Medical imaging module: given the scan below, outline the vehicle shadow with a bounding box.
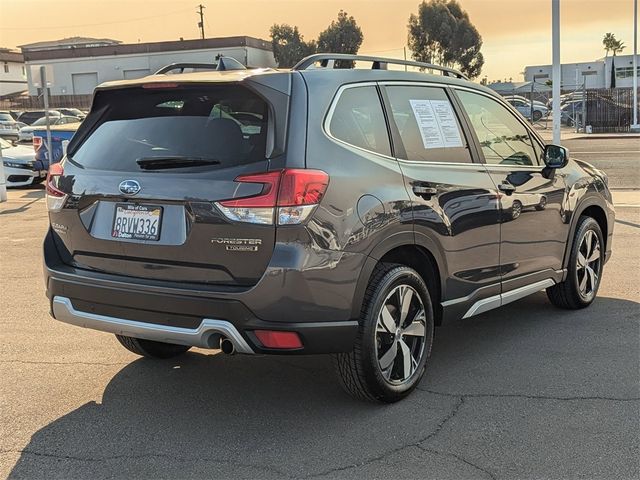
[8,295,639,479]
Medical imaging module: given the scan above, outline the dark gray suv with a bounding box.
[43,54,614,402]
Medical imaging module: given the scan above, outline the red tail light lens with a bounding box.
[216,169,329,225]
[46,163,65,197]
[46,163,67,212]
[254,330,303,349]
[277,169,329,206]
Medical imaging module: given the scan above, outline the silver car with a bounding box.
[18,115,81,142]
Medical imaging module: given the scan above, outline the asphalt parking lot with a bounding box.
[1,139,639,479]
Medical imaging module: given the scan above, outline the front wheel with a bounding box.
[335,264,435,403]
[547,216,604,309]
[115,335,191,359]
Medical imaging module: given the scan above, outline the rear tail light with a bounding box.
[254,330,303,349]
[45,163,67,212]
[216,169,329,225]
[33,136,42,152]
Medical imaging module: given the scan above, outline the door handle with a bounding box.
[412,184,438,198]
[498,182,516,195]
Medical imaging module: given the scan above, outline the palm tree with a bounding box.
[602,33,616,57]
[611,39,626,56]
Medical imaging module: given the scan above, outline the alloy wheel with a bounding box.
[577,229,601,299]
[375,285,427,384]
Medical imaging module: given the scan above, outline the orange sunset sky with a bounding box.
[0,0,636,81]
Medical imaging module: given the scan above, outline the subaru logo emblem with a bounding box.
[119,180,141,196]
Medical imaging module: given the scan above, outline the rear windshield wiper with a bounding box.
[136,156,221,170]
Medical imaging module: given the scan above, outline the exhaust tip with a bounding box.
[220,337,235,355]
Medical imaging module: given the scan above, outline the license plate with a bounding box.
[112,204,162,241]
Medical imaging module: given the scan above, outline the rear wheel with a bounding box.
[547,216,604,309]
[533,110,543,122]
[335,264,435,403]
[115,335,191,359]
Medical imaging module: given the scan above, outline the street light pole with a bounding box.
[631,0,639,131]
[552,0,561,144]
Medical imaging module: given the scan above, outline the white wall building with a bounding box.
[0,49,27,97]
[524,54,639,90]
[20,36,277,96]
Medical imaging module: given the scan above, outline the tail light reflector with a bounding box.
[216,169,329,225]
[46,163,67,212]
[33,136,42,151]
[254,330,303,349]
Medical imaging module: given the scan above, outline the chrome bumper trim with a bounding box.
[51,296,254,354]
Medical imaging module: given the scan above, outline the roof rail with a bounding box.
[155,57,247,75]
[292,53,468,80]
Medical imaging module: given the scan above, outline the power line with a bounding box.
[1,7,193,30]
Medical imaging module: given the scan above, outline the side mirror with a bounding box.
[543,144,569,168]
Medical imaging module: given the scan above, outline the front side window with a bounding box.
[328,86,391,156]
[386,86,471,163]
[457,90,541,166]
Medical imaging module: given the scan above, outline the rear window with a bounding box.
[71,85,269,172]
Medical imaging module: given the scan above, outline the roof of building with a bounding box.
[21,36,273,62]
[0,49,24,63]
[19,37,121,51]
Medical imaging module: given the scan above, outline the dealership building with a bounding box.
[523,54,639,90]
[20,36,277,96]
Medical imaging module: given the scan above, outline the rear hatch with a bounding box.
[48,79,289,287]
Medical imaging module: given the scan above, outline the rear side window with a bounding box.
[328,86,391,157]
[385,86,472,163]
[71,85,269,172]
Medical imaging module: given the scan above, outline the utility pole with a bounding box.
[551,0,561,144]
[631,0,639,132]
[197,4,206,40]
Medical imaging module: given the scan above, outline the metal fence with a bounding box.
[585,88,637,133]
[0,94,92,111]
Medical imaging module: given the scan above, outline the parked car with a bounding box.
[57,108,86,120]
[43,54,614,403]
[0,111,26,141]
[505,97,549,121]
[1,137,47,187]
[18,115,81,142]
[16,109,63,126]
[33,122,80,167]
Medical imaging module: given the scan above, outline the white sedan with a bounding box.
[1,137,46,187]
[18,115,81,142]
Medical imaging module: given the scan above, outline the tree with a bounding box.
[602,33,626,88]
[408,0,484,79]
[269,24,317,68]
[602,33,625,57]
[317,10,364,68]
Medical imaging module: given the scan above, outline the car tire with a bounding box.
[535,196,547,211]
[511,200,522,219]
[547,216,604,309]
[334,263,435,403]
[533,110,543,122]
[115,334,191,359]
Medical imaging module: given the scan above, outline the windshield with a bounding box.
[72,85,269,172]
[31,117,57,126]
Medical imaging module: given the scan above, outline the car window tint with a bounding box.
[385,86,472,163]
[457,90,540,166]
[72,85,269,172]
[328,86,391,157]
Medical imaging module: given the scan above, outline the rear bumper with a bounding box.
[52,296,255,353]
[44,231,360,355]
